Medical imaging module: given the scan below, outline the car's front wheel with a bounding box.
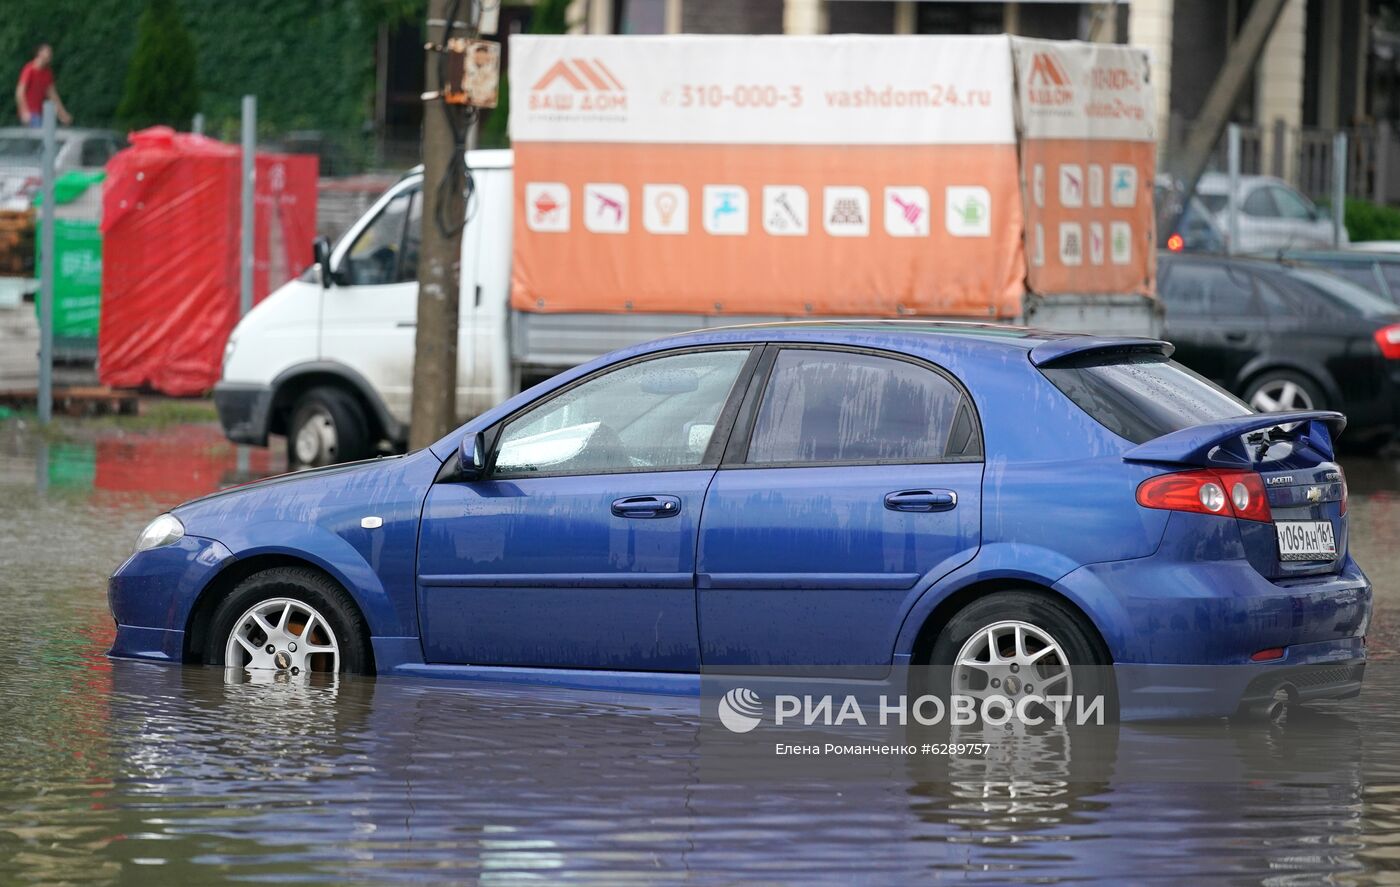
[206,567,372,675]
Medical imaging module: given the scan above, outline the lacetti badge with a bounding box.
[529,58,628,112]
[1026,52,1073,106]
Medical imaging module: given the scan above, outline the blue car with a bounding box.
[108,323,1370,720]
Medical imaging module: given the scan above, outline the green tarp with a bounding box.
[35,219,103,340]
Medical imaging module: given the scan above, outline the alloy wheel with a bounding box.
[294,410,338,465]
[951,620,1073,703]
[224,597,340,674]
[1249,379,1315,412]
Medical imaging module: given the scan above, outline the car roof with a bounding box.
[643,320,1171,367]
[1196,172,1288,193]
[1264,249,1400,264]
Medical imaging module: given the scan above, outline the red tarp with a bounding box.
[99,126,317,395]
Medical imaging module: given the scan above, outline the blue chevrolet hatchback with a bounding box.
[109,323,1371,719]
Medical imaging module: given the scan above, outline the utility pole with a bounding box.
[409,0,472,449]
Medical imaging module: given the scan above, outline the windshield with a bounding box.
[0,135,65,161]
[1040,354,1251,445]
[1197,193,1228,213]
[1288,268,1399,317]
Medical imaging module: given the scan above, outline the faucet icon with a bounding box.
[712,192,740,226]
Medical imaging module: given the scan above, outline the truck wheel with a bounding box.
[288,386,370,468]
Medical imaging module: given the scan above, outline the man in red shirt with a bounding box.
[15,44,72,128]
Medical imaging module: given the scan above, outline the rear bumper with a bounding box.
[213,382,273,446]
[1114,637,1365,720]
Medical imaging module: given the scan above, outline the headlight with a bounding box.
[135,513,185,553]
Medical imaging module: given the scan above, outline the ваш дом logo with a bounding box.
[529,58,628,112]
[1026,51,1073,107]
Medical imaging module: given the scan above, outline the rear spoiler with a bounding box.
[1122,410,1347,467]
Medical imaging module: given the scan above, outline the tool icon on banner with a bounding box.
[1059,164,1083,208]
[945,186,991,237]
[762,186,808,236]
[892,195,921,225]
[524,182,570,233]
[583,183,628,233]
[884,187,929,237]
[595,192,624,223]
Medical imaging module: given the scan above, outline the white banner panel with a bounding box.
[509,35,1017,146]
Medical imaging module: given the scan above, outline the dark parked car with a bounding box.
[1157,253,1400,449]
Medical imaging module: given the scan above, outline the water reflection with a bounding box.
[2,420,1400,882]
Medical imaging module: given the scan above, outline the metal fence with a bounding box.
[1166,112,1400,205]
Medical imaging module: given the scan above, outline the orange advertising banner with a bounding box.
[509,35,1026,318]
[1011,38,1158,296]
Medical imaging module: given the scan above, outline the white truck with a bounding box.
[215,36,1161,466]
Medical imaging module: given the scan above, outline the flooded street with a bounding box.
[4,418,1400,884]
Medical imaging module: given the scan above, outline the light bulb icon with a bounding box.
[656,191,678,226]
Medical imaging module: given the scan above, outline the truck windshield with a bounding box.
[1040,354,1251,444]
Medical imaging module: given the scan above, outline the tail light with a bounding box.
[1166,232,1185,252]
[1136,468,1272,522]
[1338,467,1348,516]
[1375,324,1400,359]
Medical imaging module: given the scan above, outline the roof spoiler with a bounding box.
[1029,337,1174,367]
[1122,410,1347,467]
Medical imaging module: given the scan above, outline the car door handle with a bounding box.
[1223,331,1247,342]
[884,489,957,513]
[611,495,682,519]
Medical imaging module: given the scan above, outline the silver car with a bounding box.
[1196,173,1345,252]
[0,127,125,209]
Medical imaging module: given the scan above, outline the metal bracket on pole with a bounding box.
[38,100,56,425]
[1227,123,1241,255]
[1333,132,1348,249]
[240,95,256,318]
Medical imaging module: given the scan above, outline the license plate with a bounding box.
[1275,520,1337,561]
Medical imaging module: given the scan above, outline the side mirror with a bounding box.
[457,431,487,480]
[312,235,333,289]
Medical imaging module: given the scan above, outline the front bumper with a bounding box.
[107,535,234,664]
[213,382,273,446]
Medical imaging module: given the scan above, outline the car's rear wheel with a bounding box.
[925,591,1112,717]
[206,567,371,675]
[288,386,371,468]
[1245,370,1324,414]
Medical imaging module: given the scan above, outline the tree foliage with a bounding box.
[115,0,200,130]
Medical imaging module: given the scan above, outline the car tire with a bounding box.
[288,386,371,468]
[205,566,372,675]
[1244,370,1325,414]
[923,590,1113,715]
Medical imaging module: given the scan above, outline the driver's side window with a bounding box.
[341,187,419,286]
[492,349,752,476]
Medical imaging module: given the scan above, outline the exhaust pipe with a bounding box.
[1243,685,1295,722]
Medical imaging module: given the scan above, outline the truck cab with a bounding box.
[214,151,513,467]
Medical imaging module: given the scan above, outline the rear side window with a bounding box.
[745,349,978,464]
[1160,262,1255,316]
[1040,354,1250,445]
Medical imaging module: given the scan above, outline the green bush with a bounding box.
[114,0,199,130]
[1345,197,1400,243]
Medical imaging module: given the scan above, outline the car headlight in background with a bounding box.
[135,513,185,553]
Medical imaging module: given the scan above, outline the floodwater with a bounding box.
[4,421,1400,884]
